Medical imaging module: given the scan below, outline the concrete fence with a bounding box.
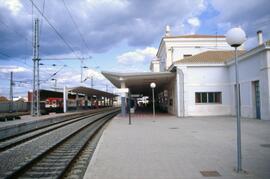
[0,102,30,113]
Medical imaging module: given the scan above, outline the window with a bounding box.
[195,92,222,104]
[169,99,173,106]
[183,54,192,58]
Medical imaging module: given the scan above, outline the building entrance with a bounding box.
[102,71,175,116]
[254,81,261,119]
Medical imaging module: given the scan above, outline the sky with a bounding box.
[0,0,270,98]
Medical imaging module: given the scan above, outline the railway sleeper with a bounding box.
[3,110,119,178]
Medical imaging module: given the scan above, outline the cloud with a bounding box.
[0,65,30,73]
[46,67,107,90]
[1,0,268,57]
[0,0,207,59]
[84,68,105,81]
[187,17,200,27]
[0,0,22,15]
[117,47,157,65]
[211,0,270,49]
[184,16,201,34]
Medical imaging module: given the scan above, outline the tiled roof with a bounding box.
[165,34,225,39]
[174,50,246,64]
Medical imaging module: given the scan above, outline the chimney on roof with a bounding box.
[257,30,263,45]
[165,25,171,37]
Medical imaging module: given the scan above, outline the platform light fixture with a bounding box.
[226,27,246,173]
[51,78,57,91]
[150,82,156,119]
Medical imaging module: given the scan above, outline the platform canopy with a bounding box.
[70,86,117,98]
[102,71,175,96]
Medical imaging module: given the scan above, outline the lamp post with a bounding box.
[51,78,57,91]
[150,82,156,119]
[226,27,246,173]
[81,66,88,83]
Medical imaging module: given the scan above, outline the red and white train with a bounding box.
[43,97,99,113]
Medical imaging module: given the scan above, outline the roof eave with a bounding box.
[175,63,226,67]
[226,43,270,66]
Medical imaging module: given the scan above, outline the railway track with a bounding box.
[0,108,111,152]
[0,108,120,179]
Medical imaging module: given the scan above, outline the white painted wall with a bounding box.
[260,50,270,120]
[152,33,270,120]
[176,65,232,116]
[156,38,234,70]
[228,49,270,120]
[173,47,270,120]
[150,61,160,72]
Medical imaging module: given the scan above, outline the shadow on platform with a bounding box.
[119,106,173,119]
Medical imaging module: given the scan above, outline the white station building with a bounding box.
[103,28,270,120]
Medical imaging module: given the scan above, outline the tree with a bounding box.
[0,96,9,102]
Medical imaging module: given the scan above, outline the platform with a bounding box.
[0,111,80,129]
[0,108,114,140]
[84,114,270,179]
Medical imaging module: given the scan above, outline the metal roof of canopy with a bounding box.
[102,71,175,96]
[70,86,117,98]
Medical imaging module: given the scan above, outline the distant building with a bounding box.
[13,96,27,102]
[0,96,9,102]
[103,27,270,120]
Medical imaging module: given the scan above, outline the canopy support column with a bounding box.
[120,81,127,116]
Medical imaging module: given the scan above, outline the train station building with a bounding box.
[103,28,270,120]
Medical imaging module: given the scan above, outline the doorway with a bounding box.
[253,81,261,119]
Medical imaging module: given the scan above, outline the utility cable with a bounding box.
[29,0,84,60]
[62,0,91,53]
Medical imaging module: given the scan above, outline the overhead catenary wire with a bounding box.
[61,0,91,53]
[0,18,32,64]
[29,0,84,60]
[0,19,32,44]
[0,51,33,67]
[44,65,66,81]
[39,0,46,38]
[28,0,95,87]
[0,51,11,58]
[0,50,65,81]
[29,0,89,83]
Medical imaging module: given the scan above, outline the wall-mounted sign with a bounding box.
[116,88,129,93]
[131,94,143,98]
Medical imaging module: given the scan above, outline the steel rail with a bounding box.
[0,109,113,152]
[0,108,115,142]
[3,109,119,179]
[63,118,110,178]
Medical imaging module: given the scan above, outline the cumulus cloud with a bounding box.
[47,67,108,90]
[0,0,22,15]
[117,47,157,65]
[84,68,105,81]
[0,0,207,58]
[184,17,201,34]
[211,0,270,49]
[0,65,30,73]
[2,0,269,95]
[187,17,200,27]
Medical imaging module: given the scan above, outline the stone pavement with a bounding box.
[84,114,270,179]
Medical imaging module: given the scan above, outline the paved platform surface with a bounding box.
[0,112,79,129]
[84,114,270,179]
